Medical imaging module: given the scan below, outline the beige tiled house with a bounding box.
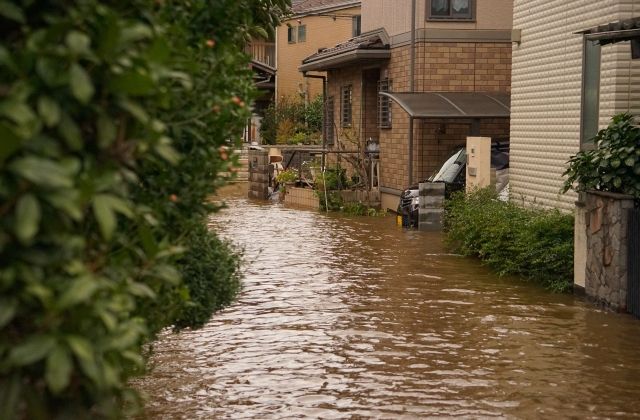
[301,0,515,210]
[276,0,362,101]
[509,0,640,211]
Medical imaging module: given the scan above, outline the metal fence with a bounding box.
[628,207,640,318]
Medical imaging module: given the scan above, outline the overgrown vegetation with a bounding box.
[260,94,323,144]
[0,0,287,417]
[563,113,640,200]
[444,188,574,292]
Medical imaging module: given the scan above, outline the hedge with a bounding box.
[0,0,288,417]
[444,188,574,292]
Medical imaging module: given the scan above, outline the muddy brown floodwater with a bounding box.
[134,185,640,419]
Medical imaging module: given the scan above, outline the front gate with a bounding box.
[628,207,640,318]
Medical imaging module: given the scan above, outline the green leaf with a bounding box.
[118,99,149,123]
[58,113,83,150]
[0,374,22,420]
[0,1,25,23]
[9,156,73,188]
[155,141,180,165]
[43,189,83,221]
[0,122,22,163]
[65,336,94,362]
[69,64,94,103]
[59,276,99,308]
[613,177,622,189]
[37,96,61,127]
[92,194,131,239]
[625,156,636,167]
[14,194,41,244]
[127,281,156,299]
[9,335,56,366]
[611,158,621,168]
[97,114,117,148]
[109,71,155,96]
[65,31,91,55]
[93,196,116,240]
[0,298,17,328]
[121,23,153,43]
[45,346,72,393]
[0,45,18,74]
[0,101,37,125]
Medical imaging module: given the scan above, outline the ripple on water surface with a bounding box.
[134,188,640,419]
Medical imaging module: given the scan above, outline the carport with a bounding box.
[378,91,511,185]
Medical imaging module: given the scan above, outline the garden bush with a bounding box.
[444,188,574,292]
[563,113,640,200]
[260,94,323,144]
[0,0,288,418]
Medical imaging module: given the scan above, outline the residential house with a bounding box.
[507,2,639,294]
[300,0,515,211]
[277,0,362,102]
[509,0,640,211]
[246,37,277,143]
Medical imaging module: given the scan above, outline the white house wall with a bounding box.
[510,0,640,210]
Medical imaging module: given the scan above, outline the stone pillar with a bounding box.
[248,149,269,200]
[418,182,445,231]
[584,190,635,311]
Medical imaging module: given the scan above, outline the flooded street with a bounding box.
[135,186,640,419]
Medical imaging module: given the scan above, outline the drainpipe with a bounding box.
[408,0,416,186]
[302,72,327,169]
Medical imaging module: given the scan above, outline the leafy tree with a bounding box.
[0,0,289,417]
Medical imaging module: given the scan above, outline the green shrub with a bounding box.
[0,0,288,417]
[444,188,574,292]
[563,113,640,199]
[259,94,323,145]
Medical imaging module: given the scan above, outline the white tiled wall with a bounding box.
[510,0,639,210]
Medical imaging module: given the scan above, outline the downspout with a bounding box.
[302,72,327,169]
[408,0,416,186]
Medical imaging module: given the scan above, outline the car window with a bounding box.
[429,149,466,183]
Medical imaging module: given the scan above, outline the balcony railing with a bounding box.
[246,41,275,68]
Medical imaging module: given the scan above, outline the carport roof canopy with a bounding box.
[379,92,510,119]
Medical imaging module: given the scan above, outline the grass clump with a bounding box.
[444,188,574,292]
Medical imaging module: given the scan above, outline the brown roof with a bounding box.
[292,0,360,15]
[299,28,390,71]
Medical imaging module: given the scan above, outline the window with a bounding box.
[580,40,601,148]
[341,85,352,127]
[325,97,335,145]
[377,79,392,128]
[297,25,306,43]
[352,15,361,37]
[287,26,296,43]
[428,0,474,20]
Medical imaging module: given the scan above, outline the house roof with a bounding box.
[291,0,360,16]
[299,28,390,72]
[578,16,640,45]
[380,92,510,119]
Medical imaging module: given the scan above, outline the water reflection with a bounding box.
[134,186,640,418]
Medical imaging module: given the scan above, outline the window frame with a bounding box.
[297,24,306,43]
[377,79,392,129]
[287,25,297,44]
[352,15,362,37]
[580,39,601,149]
[340,85,353,128]
[427,0,475,21]
[325,96,335,146]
